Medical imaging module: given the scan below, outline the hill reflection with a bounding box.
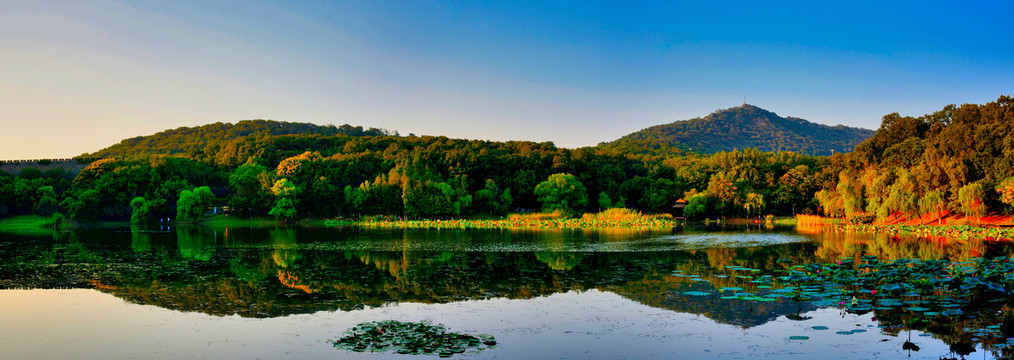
[1,226,1011,331]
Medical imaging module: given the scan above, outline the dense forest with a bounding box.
[86,120,395,162]
[0,96,1011,224]
[604,104,874,156]
[815,95,1014,223]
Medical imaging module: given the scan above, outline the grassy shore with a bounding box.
[0,215,64,235]
[328,209,686,230]
[796,214,1014,241]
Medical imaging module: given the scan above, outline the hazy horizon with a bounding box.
[3,1,1012,158]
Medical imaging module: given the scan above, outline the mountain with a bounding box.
[603,105,874,155]
[83,120,394,160]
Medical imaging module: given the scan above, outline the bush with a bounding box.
[846,212,875,225]
[508,211,564,221]
[581,208,643,221]
[42,213,65,229]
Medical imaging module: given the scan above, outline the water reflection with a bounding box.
[1,225,1013,358]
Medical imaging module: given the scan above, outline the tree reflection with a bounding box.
[4,225,1014,358]
[270,228,298,268]
[176,226,215,261]
[534,252,584,271]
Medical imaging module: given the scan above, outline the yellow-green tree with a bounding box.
[269,178,301,221]
[957,183,985,223]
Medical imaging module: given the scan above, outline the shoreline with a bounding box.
[5,213,1013,241]
[797,214,1014,241]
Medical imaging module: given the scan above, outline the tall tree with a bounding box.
[534,173,588,217]
[176,186,214,223]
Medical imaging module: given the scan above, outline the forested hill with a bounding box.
[84,120,394,160]
[603,105,874,156]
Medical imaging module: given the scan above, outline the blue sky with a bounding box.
[2,0,1012,158]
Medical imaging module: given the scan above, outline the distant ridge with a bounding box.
[84,120,394,159]
[603,105,874,155]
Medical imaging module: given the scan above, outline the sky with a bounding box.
[2,0,1013,158]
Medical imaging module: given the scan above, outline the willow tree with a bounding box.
[176,186,214,223]
[957,183,985,224]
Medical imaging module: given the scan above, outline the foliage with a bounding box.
[176,186,215,223]
[683,193,714,219]
[918,189,947,225]
[130,196,163,224]
[742,192,764,217]
[402,179,471,219]
[268,179,301,222]
[534,173,588,217]
[581,207,646,221]
[229,161,270,215]
[43,212,65,229]
[506,211,564,221]
[957,183,986,220]
[597,191,613,210]
[85,120,393,164]
[814,189,843,218]
[997,177,1014,210]
[268,197,298,221]
[846,212,875,225]
[17,97,986,222]
[824,96,1014,223]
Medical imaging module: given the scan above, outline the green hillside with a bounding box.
[84,120,393,161]
[604,105,874,156]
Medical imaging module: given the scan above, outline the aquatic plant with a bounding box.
[331,320,496,356]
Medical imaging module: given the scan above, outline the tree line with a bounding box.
[0,137,825,223]
[814,95,1014,223]
[1,96,1010,224]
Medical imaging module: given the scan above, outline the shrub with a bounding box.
[846,212,875,225]
[508,211,564,221]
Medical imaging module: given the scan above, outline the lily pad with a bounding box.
[332,320,496,355]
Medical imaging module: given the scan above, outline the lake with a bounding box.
[1,224,1013,359]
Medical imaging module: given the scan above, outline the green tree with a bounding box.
[598,191,613,210]
[229,161,270,214]
[882,168,920,220]
[403,179,465,219]
[269,178,301,221]
[957,183,986,223]
[534,173,588,217]
[269,197,298,221]
[683,193,714,219]
[32,185,59,216]
[473,180,511,215]
[176,186,214,223]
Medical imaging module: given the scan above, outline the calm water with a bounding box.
[1,225,1012,359]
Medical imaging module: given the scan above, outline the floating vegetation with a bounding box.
[660,254,1014,355]
[331,320,496,356]
[327,210,680,230]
